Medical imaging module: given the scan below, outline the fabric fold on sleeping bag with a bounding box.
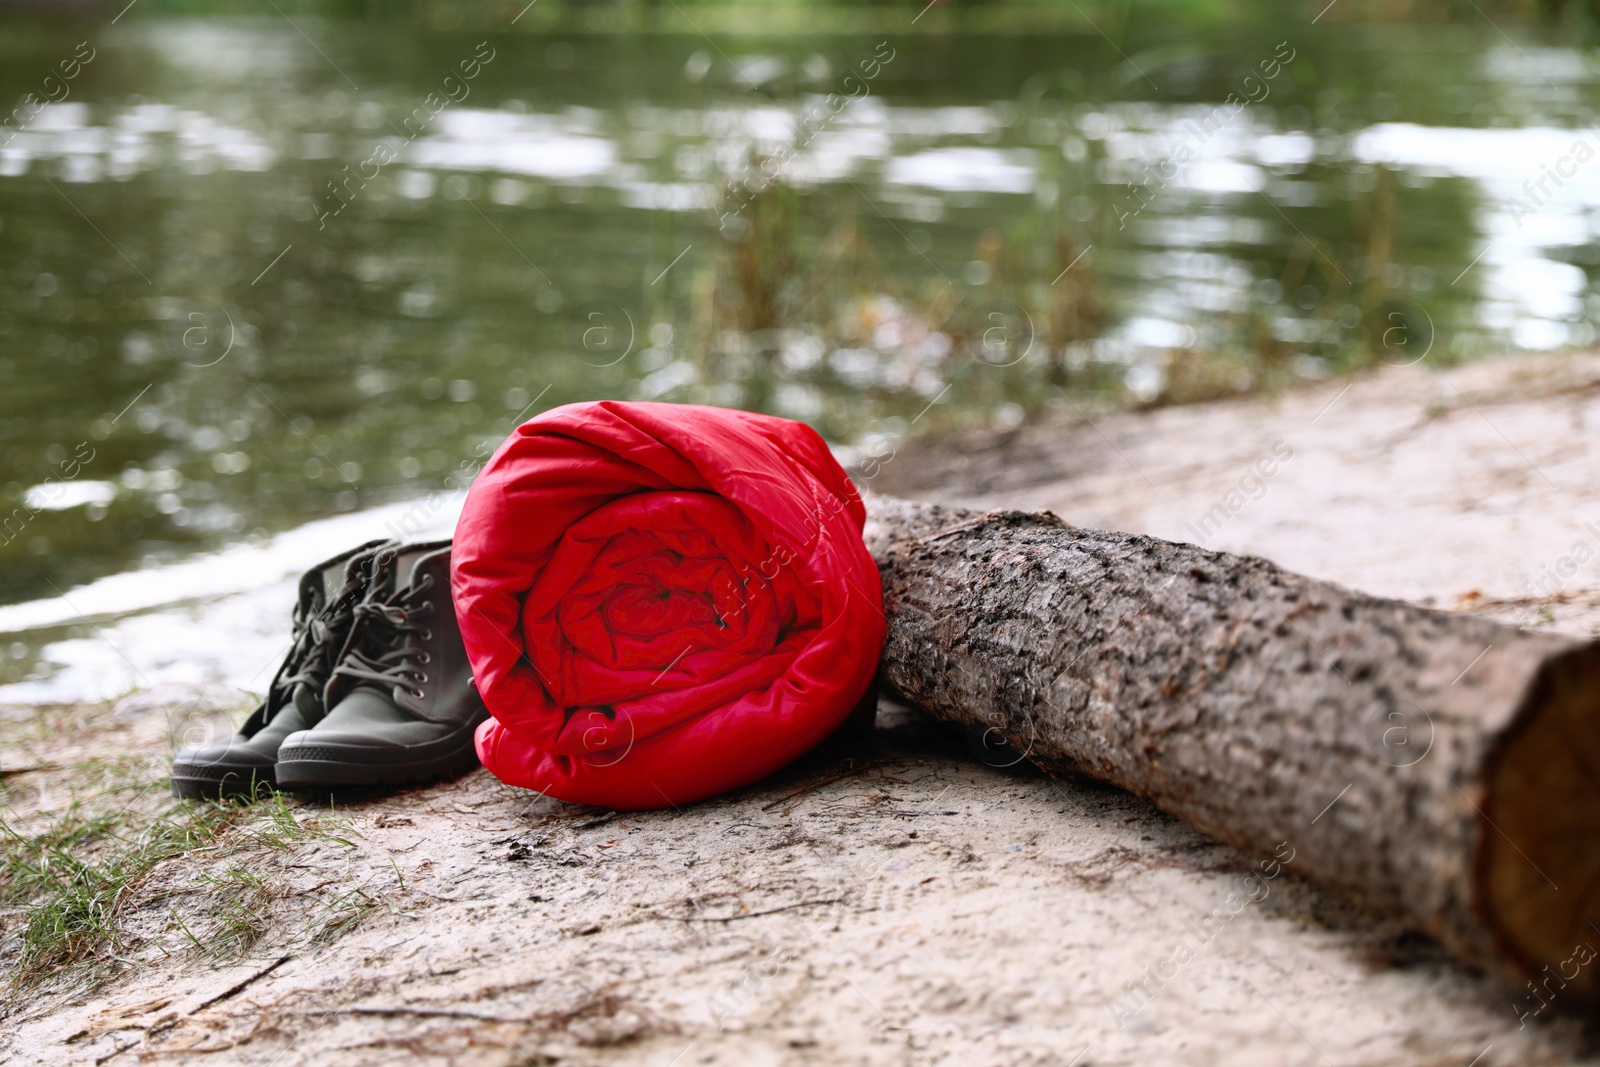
[451,400,885,809]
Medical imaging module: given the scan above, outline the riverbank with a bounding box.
[4,351,1600,1066]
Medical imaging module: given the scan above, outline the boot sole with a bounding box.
[273,736,482,791]
[170,764,277,800]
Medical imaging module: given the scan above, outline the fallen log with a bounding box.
[863,493,1600,1006]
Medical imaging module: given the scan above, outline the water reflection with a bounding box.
[0,20,1595,622]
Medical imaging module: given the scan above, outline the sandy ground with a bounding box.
[5,351,1600,1067]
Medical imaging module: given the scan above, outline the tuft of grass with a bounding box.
[1,777,366,1001]
[0,696,384,1013]
[5,795,242,988]
[193,866,277,958]
[311,885,379,945]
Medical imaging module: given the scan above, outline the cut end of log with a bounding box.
[1481,638,1600,1003]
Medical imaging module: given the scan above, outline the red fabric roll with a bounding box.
[451,401,884,809]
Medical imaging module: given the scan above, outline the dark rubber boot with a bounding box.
[274,542,488,791]
[170,539,394,799]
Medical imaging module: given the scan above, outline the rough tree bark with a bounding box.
[863,493,1600,1006]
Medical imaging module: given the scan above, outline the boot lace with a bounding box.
[330,569,436,699]
[276,557,373,697]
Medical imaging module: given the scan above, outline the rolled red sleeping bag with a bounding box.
[450,400,885,809]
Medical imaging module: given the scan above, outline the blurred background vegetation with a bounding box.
[2,0,1599,628]
[16,0,1600,30]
